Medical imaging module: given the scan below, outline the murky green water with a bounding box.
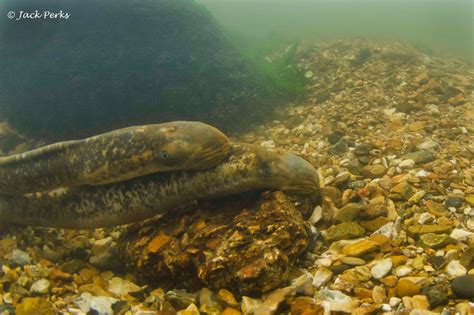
[197,0,473,62]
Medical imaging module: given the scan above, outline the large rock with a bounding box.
[0,0,287,140]
[123,191,312,294]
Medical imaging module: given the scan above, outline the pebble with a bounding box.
[395,265,413,277]
[199,287,223,313]
[15,297,54,315]
[222,307,241,315]
[418,233,453,249]
[417,140,439,151]
[422,285,449,308]
[30,279,51,295]
[315,289,359,313]
[411,295,430,310]
[417,212,434,224]
[8,249,33,267]
[445,260,467,279]
[327,131,345,145]
[107,277,141,297]
[354,143,373,156]
[339,256,366,266]
[460,247,474,269]
[408,190,426,205]
[372,285,386,304]
[370,258,393,279]
[324,222,365,241]
[312,267,333,288]
[89,246,122,270]
[178,303,200,315]
[426,255,446,269]
[360,164,387,179]
[334,203,365,222]
[451,275,474,299]
[255,286,294,314]
[48,268,73,281]
[74,292,119,315]
[402,150,436,163]
[60,259,84,274]
[0,305,14,315]
[445,196,464,208]
[217,289,239,308]
[389,296,401,308]
[308,206,322,225]
[342,239,379,257]
[450,228,474,241]
[465,195,474,206]
[399,159,415,169]
[260,140,275,149]
[241,296,262,314]
[331,138,349,154]
[390,182,414,200]
[396,278,421,297]
[304,71,314,78]
[408,224,452,235]
[165,290,197,309]
[290,297,323,315]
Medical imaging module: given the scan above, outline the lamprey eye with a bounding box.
[159,150,169,159]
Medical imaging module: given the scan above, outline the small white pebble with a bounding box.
[389,297,402,308]
[396,265,413,277]
[450,229,474,241]
[371,258,393,279]
[308,206,322,225]
[398,159,415,169]
[424,265,435,272]
[260,140,275,148]
[418,212,434,224]
[381,304,392,312]
[446,260,467,279]
[415,170,428,177]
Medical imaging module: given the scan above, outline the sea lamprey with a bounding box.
[0,143,319,228]
[0,121,230,194]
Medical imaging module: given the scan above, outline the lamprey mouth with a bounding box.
[279,181,319,195]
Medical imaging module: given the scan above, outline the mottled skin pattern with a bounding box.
[0,121,230,194]
[0,143,319,229]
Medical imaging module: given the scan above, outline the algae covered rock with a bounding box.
[123,191,312,293]
[0,0,284,140]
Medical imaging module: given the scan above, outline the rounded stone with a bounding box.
[422,285,449,308]
[361,164,387,179]
[371,258,393,279]
[327,131,345,145]
[342,239,379,257]
[339,257,366,266]
[451,275,474,299]
[445,260,467,279]
[445,196,464,208]
[324,222,366,241]
[398,159,415,169]
[396,279,421,297]
[354,143,373,156]
[8,249,33,267]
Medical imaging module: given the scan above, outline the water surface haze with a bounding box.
[197,0,473,62]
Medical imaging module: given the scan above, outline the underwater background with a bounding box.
[198,0,473,62]
[0,0,473,314]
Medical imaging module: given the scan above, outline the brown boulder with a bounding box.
[123,191,312,294]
